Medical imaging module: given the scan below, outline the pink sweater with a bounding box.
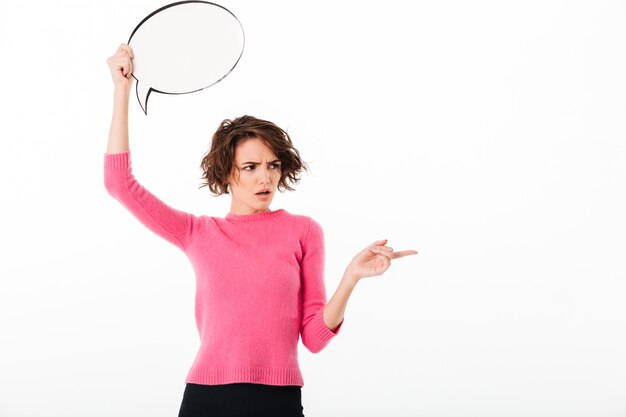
[103,151,342,387]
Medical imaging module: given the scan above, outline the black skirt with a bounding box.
[177,382,305,417]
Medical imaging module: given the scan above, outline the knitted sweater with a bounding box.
[103,151,343,387]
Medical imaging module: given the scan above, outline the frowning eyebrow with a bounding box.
[242,159,281,165]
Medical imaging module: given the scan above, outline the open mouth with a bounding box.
[256,191,270,195]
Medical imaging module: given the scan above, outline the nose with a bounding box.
[258,168,271,183]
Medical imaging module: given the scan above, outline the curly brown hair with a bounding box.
[199,115,309,196]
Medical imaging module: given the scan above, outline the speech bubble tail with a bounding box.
[135,81,151,116]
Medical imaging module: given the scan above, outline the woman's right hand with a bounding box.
[106,43,135,90]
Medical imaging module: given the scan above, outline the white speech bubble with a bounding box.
[127,1,245,115]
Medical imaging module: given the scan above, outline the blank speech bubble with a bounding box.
[127,1,245,115]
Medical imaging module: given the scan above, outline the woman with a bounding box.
[105,43,417,417]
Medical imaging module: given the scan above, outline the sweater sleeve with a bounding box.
[103,151,196,252]
[299,217,343,353]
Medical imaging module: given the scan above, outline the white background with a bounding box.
[1,1,625,416]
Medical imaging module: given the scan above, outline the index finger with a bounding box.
[118,43,134,58]
[391,250,418,259]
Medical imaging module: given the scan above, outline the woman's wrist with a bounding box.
[113,83,132,96]
[343,267,361,285]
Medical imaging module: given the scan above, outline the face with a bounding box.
[227,137,282,215]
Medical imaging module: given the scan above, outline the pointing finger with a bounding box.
[391,250,418,259]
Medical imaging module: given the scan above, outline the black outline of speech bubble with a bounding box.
[127,1,245,115]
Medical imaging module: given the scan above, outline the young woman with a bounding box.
[105,43,417,417]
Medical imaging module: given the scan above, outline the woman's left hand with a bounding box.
[346,239,418,281]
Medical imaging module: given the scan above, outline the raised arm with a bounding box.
[104,44,196,252]
[106,43,133,154]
